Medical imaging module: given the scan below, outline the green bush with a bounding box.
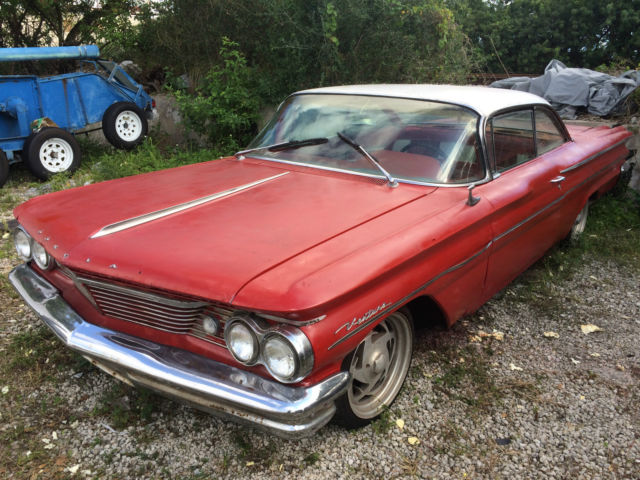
[174,38,260,153]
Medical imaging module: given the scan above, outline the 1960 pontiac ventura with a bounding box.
[9,85,633,437]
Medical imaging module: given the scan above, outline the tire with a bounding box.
[25,128,81,180]
[21,132,37,161]
[333,309,414,428]
[569,202,589,241]
[102,102,148,150]
[0,150,9,188]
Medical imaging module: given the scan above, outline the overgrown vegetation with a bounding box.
[174,38,260,152]
[448,0,640,74]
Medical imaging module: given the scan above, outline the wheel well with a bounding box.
[403,295,448,331]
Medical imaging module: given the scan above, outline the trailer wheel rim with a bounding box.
[115,110,143,141]
[39,138,74,172]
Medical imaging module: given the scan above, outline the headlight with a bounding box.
[224,315,314,383]
[262,335,297,381]
[32,241,52,270]
[14,228,32,260]
[226,321,259,364]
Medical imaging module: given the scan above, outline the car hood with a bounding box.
[15,158,433,304]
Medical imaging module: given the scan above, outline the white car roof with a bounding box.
[295,84,550,117]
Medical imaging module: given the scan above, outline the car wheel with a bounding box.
[0,150,9,188]
[102,102,148,150]
[25,128,81,180]
[333,309,413,428]
[569,202,589,241]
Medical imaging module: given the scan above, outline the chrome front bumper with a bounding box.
[9,264,349,438]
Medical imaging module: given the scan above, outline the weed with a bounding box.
[93,382,163,429]
[5,326,80,374]
[303,452,321,466]
[432,346,501,413]
[370,407,393,435]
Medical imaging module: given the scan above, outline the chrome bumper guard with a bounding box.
[9,264,349,438]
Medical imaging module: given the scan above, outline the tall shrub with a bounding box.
[175,38,260,152]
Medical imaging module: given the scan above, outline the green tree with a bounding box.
[448,0,640,73]
[0,0,135,48]
[136,0,477,102]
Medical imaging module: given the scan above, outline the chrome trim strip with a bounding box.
[79,277,208,308]
[9,264,349,438]
[91,172,290,238]
[494,155,623,244]
[328,240,493,350]
[247,155,491,188]
[329,147,626,350]
[560,138,628,174]
[56,263,99,309]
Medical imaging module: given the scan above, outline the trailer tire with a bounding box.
[102,102,148,150]
[0,151,9,188]
[25,128,81,180]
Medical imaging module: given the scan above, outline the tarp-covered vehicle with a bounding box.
[0,45,155,186]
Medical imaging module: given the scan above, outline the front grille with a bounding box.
[78,276,232,347]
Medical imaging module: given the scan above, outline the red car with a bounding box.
[9,85,633,437]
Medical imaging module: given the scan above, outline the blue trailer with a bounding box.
[0,45,155,186]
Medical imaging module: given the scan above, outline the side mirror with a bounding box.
[467,184,481,206]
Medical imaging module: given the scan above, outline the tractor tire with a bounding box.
[102,102,148,150]
[0,151,9,188]
[25,128,81,180]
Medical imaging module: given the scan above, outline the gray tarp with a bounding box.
[490,59,640,118]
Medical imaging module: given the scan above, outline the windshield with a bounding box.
[248,94,484,185]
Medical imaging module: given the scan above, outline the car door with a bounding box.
[479,107,571,296]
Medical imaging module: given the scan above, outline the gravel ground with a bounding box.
[1,186,639,479]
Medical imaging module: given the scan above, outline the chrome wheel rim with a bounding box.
[347,311,412,419]
[39,138,73,172]
[115,110,143,141]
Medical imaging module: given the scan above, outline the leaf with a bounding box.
[1,386,8,395]
[477,330,504,341]
[509,363,523,371]
[246,461,255,467]
[543,331,559,338]
[581,324,603,334]
[66,464,80,475]
[2,232,9,239]
[589,352,601,358]
[407,437,420,445]
[395,419,405,430]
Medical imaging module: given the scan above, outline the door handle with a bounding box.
[550,175,565,184]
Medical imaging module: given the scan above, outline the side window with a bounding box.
[535,109,565,155]
[490,109,535,172]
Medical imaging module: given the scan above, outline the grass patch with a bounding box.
[4,326,84,376]
[370,407,393,435]
[230,433,278,467]
[303,452,321,466]
[431,345,502,412]
[93,382,164,430]
[506,190,640,316]
[46,138,223,191]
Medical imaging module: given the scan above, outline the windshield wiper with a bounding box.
[336,132,398,188]
[235,137,328,158]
